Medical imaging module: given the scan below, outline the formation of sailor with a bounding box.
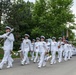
[0,26,75,70]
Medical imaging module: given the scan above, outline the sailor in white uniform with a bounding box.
[21,34,31,65]
[38,36,48,68]
[48,36,52,52]
[31,39,35,61]
[57,37,64,62]
[0,26,15,70]
[51,37,57,65]
[19,38,24,60]
[68,43,72,60]
[46,39,50,52]
[64,40,69,61]
[44,39,51,61]
[34,37,40,63]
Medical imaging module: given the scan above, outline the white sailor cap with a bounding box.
[25,34,29,37]
[22,38,24,40]
[32,39,35,42]
[36,37,40,40]
[5,26,12,30]
[59,37,62,40]
[41,36,45,39]
[52,37,56,40]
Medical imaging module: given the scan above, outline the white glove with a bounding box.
[18,50,22,53]
[14,53,16,55]
[2,34,7,38]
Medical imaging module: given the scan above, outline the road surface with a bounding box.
[0,56,76,75]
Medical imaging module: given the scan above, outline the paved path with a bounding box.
[0,56,76,75]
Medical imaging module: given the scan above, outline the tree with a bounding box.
[0,0,75,50]
[0,0,12,24]
[32,0,75,39]
[5,0,34,49]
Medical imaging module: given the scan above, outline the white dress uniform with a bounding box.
[48,38,52,51]
[38,41,48,68]
[51,41,57,64]
[68,44,72,59]
[48,38,52,44]
[0,32,14,69]
[64,43,69,61]
[72,46,76,56]
[44,42,51,61]
[19,42,24,60]
[21,39,31,65]
[34,41,40,63]
[46,42,50,52]
[31,42,35,60]
[57,41,64,62]
[70,44,73,57]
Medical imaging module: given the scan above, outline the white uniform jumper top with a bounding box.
[39,41,47,53]
[58,41,64,52]
[22,39,31,52]
[51,41,57,51]
[46,42,50,52]
[0,32,14,69]
[34,42,40,52]
[0,32,14,51]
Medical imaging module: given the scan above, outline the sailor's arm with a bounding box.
[6,33,15,41]
[0,34,7,38]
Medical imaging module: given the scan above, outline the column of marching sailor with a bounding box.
[0,26,75,70]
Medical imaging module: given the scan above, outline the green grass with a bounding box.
[0,50,37,59]
[0,49,52,59]
[0,50,3,59]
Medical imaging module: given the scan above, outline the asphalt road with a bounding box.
[0,56,76,75]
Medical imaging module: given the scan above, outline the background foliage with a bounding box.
[0,0,76,50]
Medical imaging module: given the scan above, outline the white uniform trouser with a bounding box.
[30,51,34,60]
[0,50,13,68]
[68,50,72,59]
[21,50,29,64]
[58,50,63,62]
[51,50,56,64]
[64,51,68,61]
[38,52,46,67]
[34,51,39,62]
[70,50,73,57]
[62,51,65,57]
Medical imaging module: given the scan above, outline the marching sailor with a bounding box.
[44,39,51,61]
[68,43,72,60]
[31,39,35,61]
[21,34,31,65]
[48,36,52,51]
[45,37,53,61]
[0,26,15,69]
[34,37,40,63]
[38,36,48,68]
[64,40,69,61]
[57,37,64,62]
[46,39,50,52]
[51,37,57,65]
[19,38,25,60]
